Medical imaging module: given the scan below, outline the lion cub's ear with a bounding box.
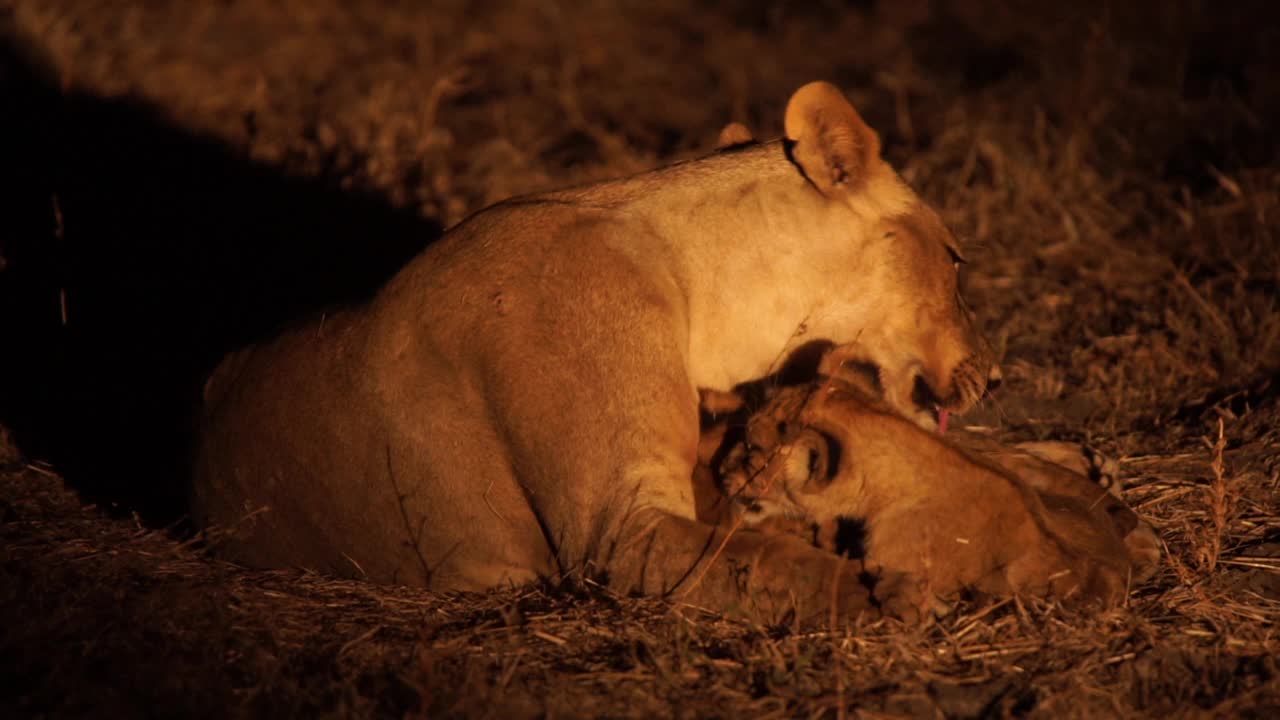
[784,81,881,196]
[716,122,754,149]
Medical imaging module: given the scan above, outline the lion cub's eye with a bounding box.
[807,447,822,476]
[946,246,966,269]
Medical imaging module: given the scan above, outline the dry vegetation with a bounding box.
[2,0,1278,717]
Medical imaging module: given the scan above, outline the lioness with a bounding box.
[193,82,997,623]
[711,350,1156,605]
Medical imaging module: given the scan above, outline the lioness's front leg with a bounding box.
[473,241,912,625]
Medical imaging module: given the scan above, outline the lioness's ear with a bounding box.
[716,122,754,149]
[784,81,881,195]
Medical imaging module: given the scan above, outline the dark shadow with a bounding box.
[0,35,441,525]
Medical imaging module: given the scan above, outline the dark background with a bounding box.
[1,1,1277,716]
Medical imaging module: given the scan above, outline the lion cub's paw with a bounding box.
[1014,440,1123,497]
[1124,523,1163,584]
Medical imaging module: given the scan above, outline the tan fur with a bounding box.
[785,81,881,195]
[192,82,994,624]
[713,359,1149,606]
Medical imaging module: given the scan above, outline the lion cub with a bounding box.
[701,349,1158,606]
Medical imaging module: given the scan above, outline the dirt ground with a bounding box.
[1,1,1277,717]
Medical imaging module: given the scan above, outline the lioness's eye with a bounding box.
[946,246,966,267]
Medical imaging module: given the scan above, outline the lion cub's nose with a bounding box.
[985,365,1003,395]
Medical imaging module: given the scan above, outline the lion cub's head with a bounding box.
[712,347,1143,604]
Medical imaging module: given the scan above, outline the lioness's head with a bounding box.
[767,82,1000,430]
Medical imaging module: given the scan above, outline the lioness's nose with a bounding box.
[986,365,1003,395]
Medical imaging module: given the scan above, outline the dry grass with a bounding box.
[3,0,1279,717]
[4,451,1276,718]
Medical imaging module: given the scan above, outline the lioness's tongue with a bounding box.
[937,409,950,435]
